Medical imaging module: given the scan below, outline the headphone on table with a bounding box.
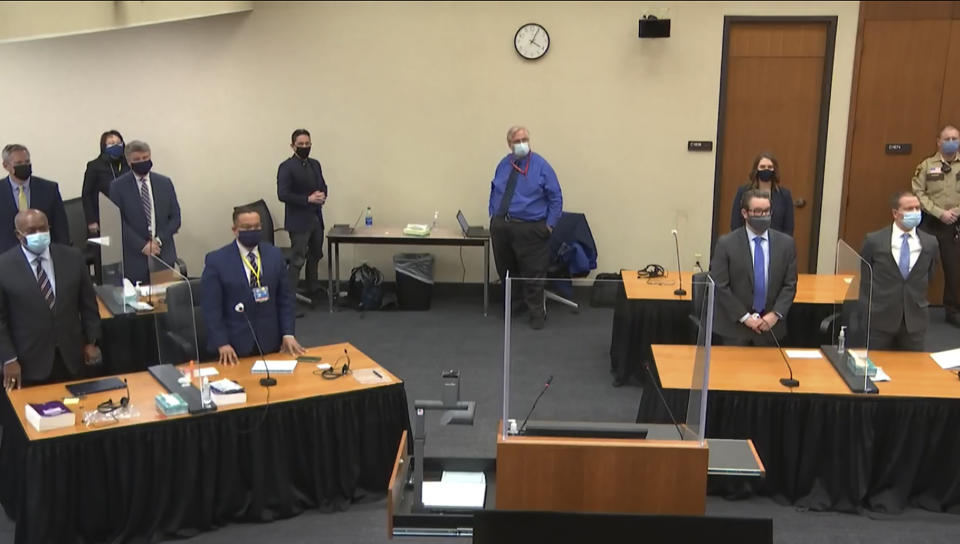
[97,379,130,414]
[637,264,666,279]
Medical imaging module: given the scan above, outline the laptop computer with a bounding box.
[457,210,489,238]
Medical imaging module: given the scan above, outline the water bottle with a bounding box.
[838,326,846,355]
[364,207,373,227]
[433,210,439,229]
[201,376,212,406]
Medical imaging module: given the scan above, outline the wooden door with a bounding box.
[714,21,833,273]
[840,15,954,302]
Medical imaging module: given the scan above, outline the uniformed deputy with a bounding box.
[488,126,563,330]
[912,124,960,327]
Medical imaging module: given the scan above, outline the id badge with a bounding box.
[253,286,270,303]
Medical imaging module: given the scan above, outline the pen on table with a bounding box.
[372,369,383,379]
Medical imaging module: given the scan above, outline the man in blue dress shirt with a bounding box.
[488,126,563,329]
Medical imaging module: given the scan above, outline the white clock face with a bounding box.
[515,23,549,60]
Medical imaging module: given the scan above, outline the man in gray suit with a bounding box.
[1,209,102,389]
[710,189,798,346]
[860,191,939,351]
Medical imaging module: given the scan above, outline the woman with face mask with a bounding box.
[82,130,130,235]
[729,152,795,236]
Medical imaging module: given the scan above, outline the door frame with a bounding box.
[710,15,838,273]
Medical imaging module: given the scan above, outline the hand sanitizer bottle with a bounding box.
[201,376,212,407]
[838,326,846,355]
[433,210,439,229]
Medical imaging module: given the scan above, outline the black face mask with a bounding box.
[295,146,311,160]
[747,215,772,234]
[13,164,32,181]
[131,160,152,176]
[756,169,775,182]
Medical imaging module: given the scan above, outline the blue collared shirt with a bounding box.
[488,152,563,227]
[20,244,56,297]
[8,176,30,208]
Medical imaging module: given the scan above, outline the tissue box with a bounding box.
[403,224,431,236]
[844,351,877,377]
[155,392,189,416]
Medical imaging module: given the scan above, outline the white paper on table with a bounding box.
[442,471,486,485]
[930,348,960,370]
[421,481,486,509]
[785,349,823,359]
[129,301,153,311]
[192,367,219,378]
[873,367,891,382]
[251,360,297,373]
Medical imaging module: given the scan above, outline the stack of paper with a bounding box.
[421,471,486,509]
[252,360,297,374]
[25,401,75,431]
[931,348,960,370]
[210,379,246,406]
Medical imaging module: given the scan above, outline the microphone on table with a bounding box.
[764,319,799,388]
[519,375,553,434]
[235,302,275,387]
[671,229,687,297]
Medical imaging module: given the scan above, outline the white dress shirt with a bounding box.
[891,222,921,273]
[237,240,261,285]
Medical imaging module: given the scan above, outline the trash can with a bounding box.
[394,253,435,310]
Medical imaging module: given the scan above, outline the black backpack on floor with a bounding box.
[347,263,384,311]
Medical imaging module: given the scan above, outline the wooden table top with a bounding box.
[621,271,852,305]
[4,342,400,441]
[653,344,960,399]
[327,225,487,245]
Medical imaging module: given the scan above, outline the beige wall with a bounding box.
[0,1,859,283]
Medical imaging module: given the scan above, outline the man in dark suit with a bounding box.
[0,144,69,253]
[277,128,328,299]
[201,206,305,365]
[1,210,101,389]
[860,191,939,351]
[710,189,798,346]
[108,140,181,284]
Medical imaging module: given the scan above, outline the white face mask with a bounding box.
[512,141,530,158]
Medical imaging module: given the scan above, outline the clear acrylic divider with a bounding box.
[500,273,714,444]
[150,255,199,366]
[832,240,874,392]
[93,194,133,314]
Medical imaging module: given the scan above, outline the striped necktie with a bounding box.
[138,178,153,231]
[35,256,55,310]
[247,251,259,287]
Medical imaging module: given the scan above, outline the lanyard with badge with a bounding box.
[242,252,270,303]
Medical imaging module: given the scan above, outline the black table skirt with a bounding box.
[610,284,832,384]
[0,383,411,544]
[636,388,960,514]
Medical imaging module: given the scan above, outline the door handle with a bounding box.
[794,198,807,209]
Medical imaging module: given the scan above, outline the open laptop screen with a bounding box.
[456,210,470,235]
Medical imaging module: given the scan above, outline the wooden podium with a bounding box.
[495,423,708,515]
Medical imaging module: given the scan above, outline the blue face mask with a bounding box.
[24,231,50,254]
[901,211,922,229]
[942,140,960,155]
[104,144,124,160]
[237,229,262,249]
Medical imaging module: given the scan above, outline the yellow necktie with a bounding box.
[17,186,26,211]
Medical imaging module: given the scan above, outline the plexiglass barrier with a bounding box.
[151,255,199,366]
[500,274,714,444]
[831,240,874,392]
[93,194,132,314]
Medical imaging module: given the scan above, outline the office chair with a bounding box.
[64,197,99,281]
[236,199,317,307]
[543,212,597,313]
[160,278,214,363]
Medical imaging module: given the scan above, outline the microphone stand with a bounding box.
[235,303,275,387]
[672,229,687,296]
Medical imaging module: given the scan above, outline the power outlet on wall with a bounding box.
[694,252,703,271]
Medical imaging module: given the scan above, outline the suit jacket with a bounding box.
[710,226,798,340]
[108,171,181,284]
[861,226,939,334]
[277,156,327,232]
[730,185,795,237]
[200,241,295,357]
[0,244,101,383]
[0,176,69,252]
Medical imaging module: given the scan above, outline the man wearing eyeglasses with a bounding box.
[912,125,960,328]
[710,189,798,346]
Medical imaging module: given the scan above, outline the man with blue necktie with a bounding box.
[710,189,797,346]
[860,191,939,351]
[201,206,305,365]
[488,126,563,330]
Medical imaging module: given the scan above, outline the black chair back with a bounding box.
[160,278,212,362]
[63,197,88,250]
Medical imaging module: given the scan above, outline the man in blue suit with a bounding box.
[0,144,69,252]
[108,140,181,284]
[201,206,305,365]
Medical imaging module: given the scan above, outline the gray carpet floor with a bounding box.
[3,286,960,543]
